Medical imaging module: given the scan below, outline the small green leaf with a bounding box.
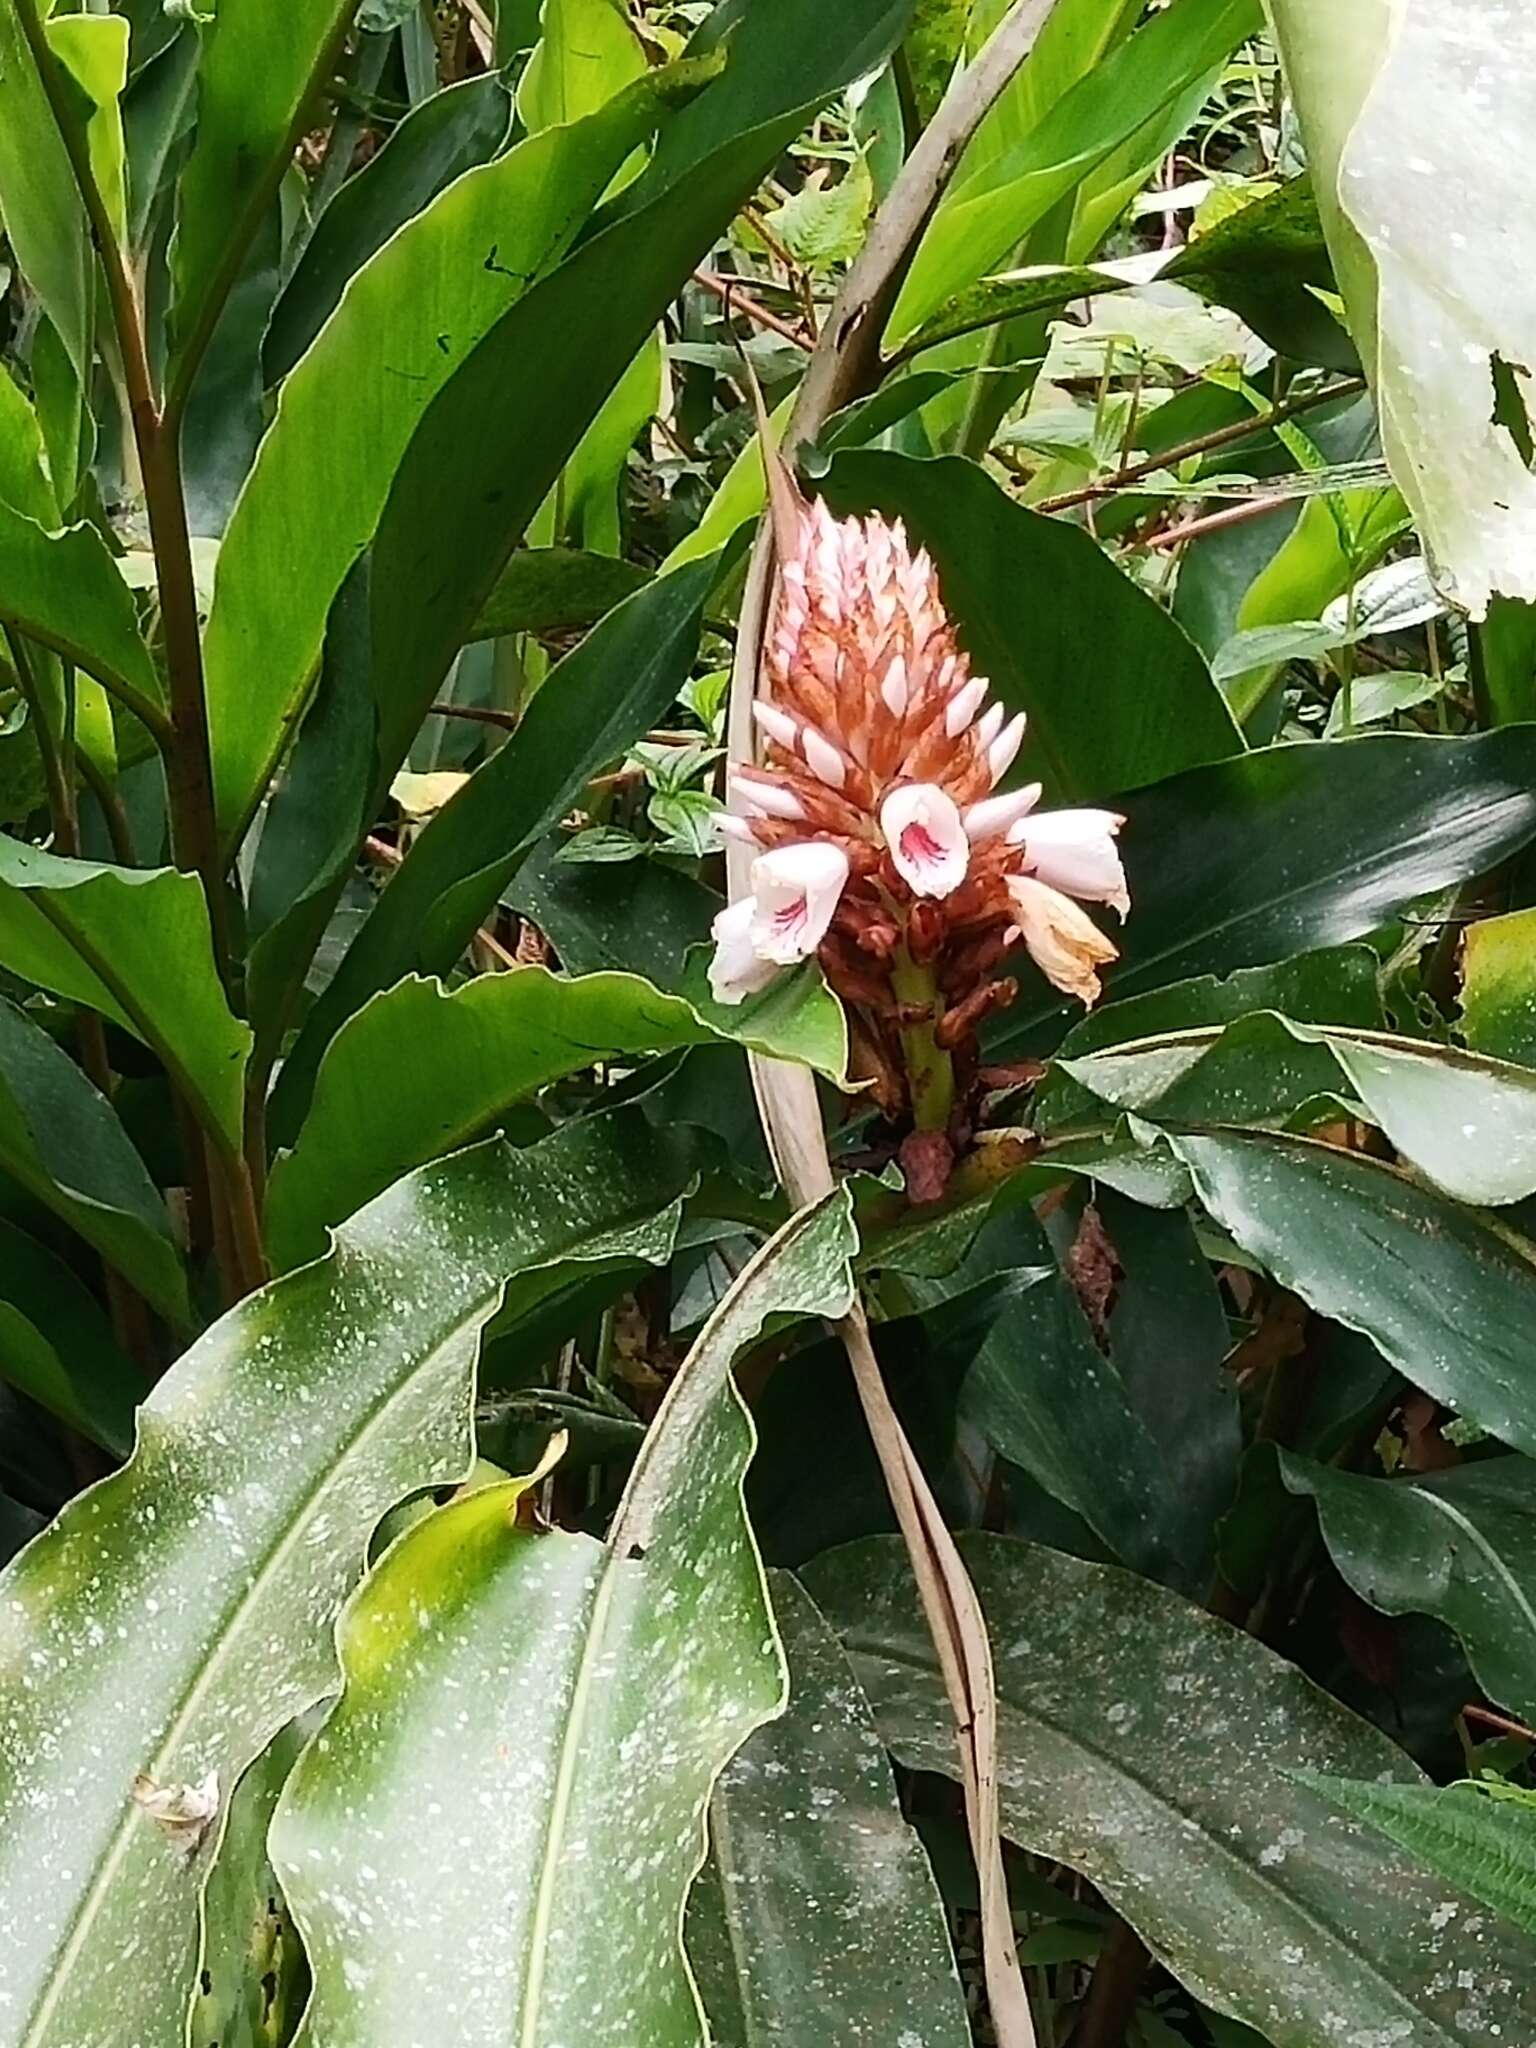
[648,787,722,855]
[1281,1452,1536,1723]
[1462,906,1536,1069]
[763,154,874,271]
[1298,1776,1536,1939]
[555,826,649,865]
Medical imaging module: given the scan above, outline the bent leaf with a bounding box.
[266,963,847,1270]
[0,995,186,1330]
[0,500,163,721]
[808,1533,1536,2047]
[0,843,250,1153]
[1270,0,1536,616]
[270,1189,858,2045]
[1173,1130,1536,1464]
[1058,1018,1536,1207]
[0,1111,693,2048]
[1281,1452,1536,1725]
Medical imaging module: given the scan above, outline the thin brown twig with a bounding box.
[1139,490,1299,550]
[1032,376,1365,514]
[1463,1702,1536,1743]
[694,270,815,353]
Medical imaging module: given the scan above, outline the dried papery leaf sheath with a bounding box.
[710,473,1129,1123]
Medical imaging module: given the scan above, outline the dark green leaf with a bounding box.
[1174,1130,1536,1462]
[823,451,1241,797]
[265,74,515,383]
[468,547,651,642]
[1281,1452,1536,1723]
[0,1217,139,1453]
[989,730,1536,1057]
[686,1571,971,2048]
[807,1533,1536,2047]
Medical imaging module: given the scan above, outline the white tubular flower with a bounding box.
[748,840,851,965]
[1006,875,1120,1007]
[963,783,1042,846]
[880,784,969,899]
[707,897,779,1006]
[1010,808,1129,917]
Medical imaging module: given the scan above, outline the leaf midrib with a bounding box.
[853,1636,1468,2048]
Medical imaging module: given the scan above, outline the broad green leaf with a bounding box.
[0,0,92,381]
[1058,1018,1536,1208]
[519,0,647,133]
[265,73,514,383]
[1034,945,1382,1126]
[266,963,848,1269]
[188,1719,311,2048]
[823,451,1241,796]
[270,1189,858,2044]
[898,178,1341,367]
[0,1110,693,2048]
[1300,1778,1536,1938]
[0,500,164,728]
[807,1534,1536,2047]
[1462,907,1536,1068]
[167,0,358,390]
[0,995,186,1333]
[0,844,249,1153]
[1173,1129,1536,1463]
[271,555,716,1144]
[890,0,1261,343]
[357,0,915,828]
[988,729,1536,1058]
[1281,1452,1536,1723]
[203,66,701,847]
[0,368,56,524]
[686,1571,971,2048]
[468,545,650,641]
[1270,0,1536,616]
[0,1218,139,1455]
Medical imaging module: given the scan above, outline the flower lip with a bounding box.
[707,896,779,1006]
[880,783,969,899]
[748,840,850,965]
[1009,807,1129,917]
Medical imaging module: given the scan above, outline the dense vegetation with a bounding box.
[0,1,1534,2043]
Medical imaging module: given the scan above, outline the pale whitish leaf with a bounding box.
[1323,670,1444,739]
[1321,554,1445,636]
[269,1192,859,2044]
[555,825,649,864]
[1270,0,1536,616]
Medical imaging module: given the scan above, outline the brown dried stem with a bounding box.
[725,7,1063,2043]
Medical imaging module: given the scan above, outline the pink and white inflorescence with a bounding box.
[710,493,1129,1054]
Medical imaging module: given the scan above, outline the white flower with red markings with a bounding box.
[709,475,1132,1109]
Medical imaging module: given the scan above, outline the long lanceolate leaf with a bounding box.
[0,1112,693,2048]
[269,1190,858,2045]
[202,66,705,848]
[808,1534,1536,2047]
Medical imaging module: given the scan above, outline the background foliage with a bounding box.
[0,1,1534,2043]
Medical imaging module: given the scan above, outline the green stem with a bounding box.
[890,946,955,1132]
